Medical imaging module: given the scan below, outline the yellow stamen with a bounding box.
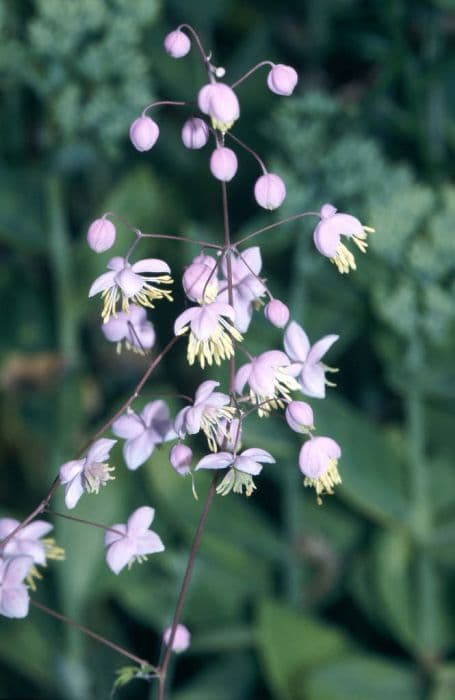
[303,459,342,505]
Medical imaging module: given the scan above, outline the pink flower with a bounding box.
[235,350,300,417]
[59,439,117,509]
[101,304,156,354]
[210,147,238,182]
[105,506,164,575]
[129,116,160,151]
[264,299,290,328]
[182,254,218,303]
[169,444,192,476]
[174,380,235,452]
[285,401,314,433]
[164,30,191,58]
[0,555,33,618]
[198,83,240,132]
[215,417,242,452]
[89,256,173,323]
[181,117,209,149]
[87,217,116,253]
[267,64,298,96]
[299,436,342,503]
[313,203,374,274]
[174,302,242,369]
[0,519,53,566]
[217,247,266,333]
[163,623,191,653]
[195,447,275,496]
[112,401,175,471]
[284,321,339,399]
[254,173,286,210]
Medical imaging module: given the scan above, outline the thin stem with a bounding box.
[221,182,236,394]
[231,60,274,89]
[236,211,320,247]
[156,477,217,700]
[226,132,267,174]
[177,24,211,71]
[142,100,187,117]
[31,600,151,667]
[140,232,222,250]
[44,509,125,537]
[0,477,60,551]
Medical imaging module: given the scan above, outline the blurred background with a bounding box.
[1,0,455,698]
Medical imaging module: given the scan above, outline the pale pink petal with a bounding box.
[112,414,144,440]
[233,456,263,475]
[106,539,136,574]
[123,431,156,470]
[232,299,253,333]
[127,506,155,535]
[313,220,341,258]
[0,518,18,538]
[20,521,53,540]
[190,307,218,341]
[174,406,190,437]
[135,531,165,555]
[104,524,127,546]
[88,271,116,297]
[306,334,339,365]
[174,307,199,335]
[210,302,236,322]
[1,586,29,618]
[195,452,234,471]
[241,448,275,464]
[64,476,84,509]
[107,257,125,270]
[300,363,327,399]
[115,269,144,297]
[184,405,204,435]
[142,400,169,426]
[234,363,252,394]
[3,556,33,585]
[194,380,219,404]
[102,316,128,342]
[284,321,310,362]
[239,247,262,276]
[59,459,84,484]
[132,258,171,274]
[260,350,290,367]
[86,438,117,464]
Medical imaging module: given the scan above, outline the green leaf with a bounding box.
[431,664,455,700]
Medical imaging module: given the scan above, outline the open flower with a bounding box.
[59,439,117,509]
[175,380,236,452]
[195,448,275,496]
[104,506,164,574]
[284,321,339,399]
[0,555,33,618]
[235,350,300,417]
[89,256,173,323]
[198,82,240,133]
[112,401,175,471]
[313,204,374,274]
[0,519,63,568]
[217,247,266,332]
[101,304,156,354]
[174,302,242,368]
[299,436,342,504]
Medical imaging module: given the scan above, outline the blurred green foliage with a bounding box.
[1,1,455,699]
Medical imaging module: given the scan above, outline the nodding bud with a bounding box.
[164,30,191,58]
[254,173,286,210]
[210,147,238,182]
[181,117,209,150]
[285,401,314,433]
[129,116,160,151]
[183,260,218,302]
[264,299,290,328]
[267,64,298,96]
[198,83,240,132]
[87,217,116,253]
[163,624,191,653]
[169,444,192,476]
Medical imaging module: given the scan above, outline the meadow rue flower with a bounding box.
[198,82,240,132]
[210,146,238,182]
[267,64,298,96]
[264,299,290,328]
[101,304,156,354]
[313,203,374,274]
[86,216,116,253]
[105,506,164,575]
[59,438,117,509]
[174,302,243,369]
[163,624,191,653]
[254,173,286,210]
[215,417,242,452]
[0,555,33,618]
[112,401,175,471]
[164,29,191,58]
[89,256,173,323]
[169,444,192,476]
[299,436,342,504]
[181,117,209,149]
[284,321,339,399]
[0,519,63,567]
[217,247,266,333]
[174,380,236,452]
[129,116,160,151]
[195,448,275,497]
[182,254,218,303]
[235,350,300,417]
[285,401,314,433]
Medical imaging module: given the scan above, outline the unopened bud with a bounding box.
[264,299,290,328]
[198,83,240,131]
[285,401,314,434]
[267,64,298,96]
[169,444,192,476]
[164,30,191,58]
[181,117,209,150]
[210,147,238,182]
[254,173,286,210]
[163,624,191,652]
[129,116,159,152]
[183,261,218,302]
[87,217,116,253]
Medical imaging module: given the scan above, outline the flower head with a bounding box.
[285,401,314,434]
[112,401,175,471]
[0,555,33,618]
[0,519,62,567]
[267,64,298,96]
[59,439,117,509]
[164,30,191,58]
[217,247,266,333]
[195,447,275,496]
[235,350,300,417]
[101,304,156,354]
[182,254,218,303]
[105,506,164,575]
[264,299,290,328]
[254,173,286,210]
[129,116,160,152]
[89,256,173,323]
[181,117,209,149]
[299,437,342,504]
[284,321,339,399]
[175,380,235,452]
[198,83,240,132]
[87,217,116,253]
[313,204,374,274]
[163,624,191,653]
[174,302,242,369]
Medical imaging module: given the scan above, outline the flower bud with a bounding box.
[198,83,240,131]
[169,444,192,476]
[320,203,338,219]
[285,401,314,434]
[267,64,298,96]
[164,30,191,58]
[181,117,209,149]
[210,147,238,182]
[87,217,116,253]
[129,116,159,151]
[163,624,191,653]
[264,299,290,328]
[183,261,218,302]
[254,173,286,210]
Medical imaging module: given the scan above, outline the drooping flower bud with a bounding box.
[163,30,191,58]
[169,444,192,476]
[181,117,209,149]
[163,624,191,653]
[264,299,290,328]
[254,173,286,210]
[298,436,342,504]
[285,401,314,433]
[129,116,160,151]
[210,147,238,182]
[267,64,298,96]
[182,258,218,302]
[198,83,240,132]
[87,217,116,253]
